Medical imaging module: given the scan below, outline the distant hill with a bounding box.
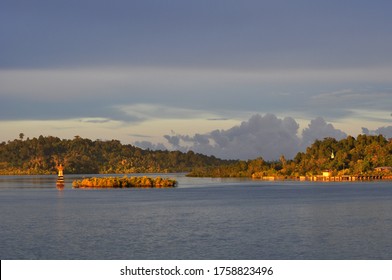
[0,135,235,175]
[1,134,391,177]
[187,135,392,178]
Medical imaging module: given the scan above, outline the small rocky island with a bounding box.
[72,176,177,189]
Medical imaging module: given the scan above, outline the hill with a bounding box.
[187,135,392,178]
[1,134,391,178]
[0,135,234,175]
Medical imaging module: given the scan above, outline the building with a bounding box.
[374,166,392,172]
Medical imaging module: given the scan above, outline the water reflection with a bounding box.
[56,179,65,190]
[0,175,60,189]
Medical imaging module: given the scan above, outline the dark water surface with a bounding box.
[1,174,391,259]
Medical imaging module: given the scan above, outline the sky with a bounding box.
[1,0,392,160]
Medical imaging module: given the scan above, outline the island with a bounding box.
[1,134,391,182]
[187,135,392,180]
[72,176,177,189]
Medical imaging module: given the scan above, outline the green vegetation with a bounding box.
[72,176,177,188]
[187,135,392,178]
[0,135,234,175]
[1,134,391,179]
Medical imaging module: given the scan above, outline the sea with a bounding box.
[0,174,391,260]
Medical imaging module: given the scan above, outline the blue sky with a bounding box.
[1,0,391,159]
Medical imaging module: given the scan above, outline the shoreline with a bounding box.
[1,172,391,181]
[250,174,392,182]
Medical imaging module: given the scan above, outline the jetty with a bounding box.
[253,174,392,182]
[305,170,391,181]
[307,175,389,182]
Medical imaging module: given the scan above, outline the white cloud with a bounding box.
[2,66,392,99]
[151,114,350,160]
[79,118,112,124]
[301,117,347,149]
[115,103,224,121]
[161,114,301,160]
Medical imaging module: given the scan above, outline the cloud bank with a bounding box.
[1,1,391,153]
[136,114,350,160]
[162,114,300,160]
[362,126,392,139]
[301,117,347,150]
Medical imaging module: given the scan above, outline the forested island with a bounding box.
[188,134,392,179]
[0,135,233,175]
[0,134,391,179]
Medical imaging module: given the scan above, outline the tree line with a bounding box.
[187,135,392,178]
[1,134,391,177]
[0,135,234,175]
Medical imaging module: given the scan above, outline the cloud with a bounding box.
[1,67,391,126]
[129,134,152,139]
[163,135,181,148]
[207,118,230,121]
[159,114,300,160]
[79,118,111,124]
[133,141,167,151]
[115,103,224,122]
[301,117,347,150]
[2,1,391,151]
[149,114,350,160]
[362,126,392,139]
[307,88,392,121]
[2,1,392,70]
[311,88,392,107]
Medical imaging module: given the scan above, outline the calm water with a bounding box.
[0,174,391,260]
